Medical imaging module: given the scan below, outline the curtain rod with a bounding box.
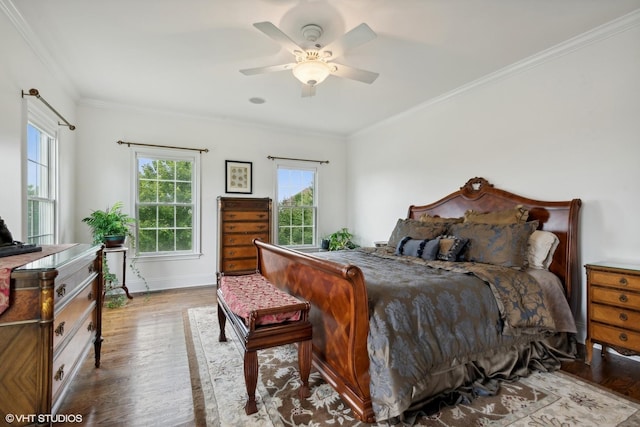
[22,88,76,130]
[117,140,209,153]
[267,155,329,164]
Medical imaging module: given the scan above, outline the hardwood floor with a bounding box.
[55,286,640,426]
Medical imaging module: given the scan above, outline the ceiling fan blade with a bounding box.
[240,63,295,76]
[301,84,316,97]
[321,23,376,60]
[331,63,379,84]
[253,21,305,55]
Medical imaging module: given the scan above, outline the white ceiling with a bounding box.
[7,0,640,136]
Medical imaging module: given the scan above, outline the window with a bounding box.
[134,149,200,257]
[26,112,57,245]
[276,165,317,247]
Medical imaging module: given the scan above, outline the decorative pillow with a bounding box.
[448,221,539,269]
[387,219,447,249]
[463,205,529,224]
[395,237,440,260]
[419,214,464,228]
[528,230,560,270]
[437,235,468,261]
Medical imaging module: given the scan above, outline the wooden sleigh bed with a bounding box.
[254,177,582,423]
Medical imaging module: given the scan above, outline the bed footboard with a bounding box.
[254,239,374,423]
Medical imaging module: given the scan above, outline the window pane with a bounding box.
[136,153,197,255]
[26,122,56,244]
[276,166,316,247]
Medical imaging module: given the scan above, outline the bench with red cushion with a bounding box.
[216,272,312,415]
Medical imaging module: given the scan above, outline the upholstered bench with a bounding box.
[216,272,312,415]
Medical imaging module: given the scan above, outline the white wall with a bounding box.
[75,103,347,292]
[0,10,78,242]
[346,21,640,341]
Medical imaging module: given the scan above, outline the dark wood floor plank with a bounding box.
[55,286,640,426]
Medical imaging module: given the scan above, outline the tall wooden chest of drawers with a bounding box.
[218,197,271,275]
[0,244,103,426]
[585,262,640,364]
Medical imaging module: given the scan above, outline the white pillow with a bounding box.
[527,230,560,270]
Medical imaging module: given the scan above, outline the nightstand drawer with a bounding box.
[590,323,640,353]
[591,287,640,308]
[590,270,640,291]
[591,303,640,331]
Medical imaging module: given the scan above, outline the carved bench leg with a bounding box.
[217,304,227,342]
[298,339,312,398]
[244,350,259,415]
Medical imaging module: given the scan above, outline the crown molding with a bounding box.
[0,0,78,99]
[352,8,640,138]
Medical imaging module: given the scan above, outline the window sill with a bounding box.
[134,252,203,262]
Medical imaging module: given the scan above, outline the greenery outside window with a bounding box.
[26,109,57,245]
[134,149,200,257]
[276,165,317,247]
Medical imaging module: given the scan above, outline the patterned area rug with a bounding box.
[186,306,640,426]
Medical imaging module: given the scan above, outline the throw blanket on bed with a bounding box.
[315,248,562,421]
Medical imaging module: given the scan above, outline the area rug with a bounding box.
[186,306,640,426]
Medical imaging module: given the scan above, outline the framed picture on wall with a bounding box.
[225,160,252,194]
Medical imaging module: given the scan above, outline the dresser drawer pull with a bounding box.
[619,313,628,321]
[88,291,93,300]
[228,214,236,218]
[228,225,236,230]
[228,250,236,255]
[228,238,236,243]
[619,294,628,303]
[54,321,66,336]
[87,322,95,332]
[258,214,266,218]
[619,277,628,286]
[56,284,67,297]
[228,263,236,268]
[257,225,266,230]
[619,333,628,342]
[88,264,95,273]
[54,364,65,381]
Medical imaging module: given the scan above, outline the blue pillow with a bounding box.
[395,237,440,260]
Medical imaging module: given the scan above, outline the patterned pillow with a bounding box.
[418,214,464,228]
[386,219,447,249]
[448,221,539,269]
[395,237,440,260]
[437,235,468,261]
[463,205,529,224]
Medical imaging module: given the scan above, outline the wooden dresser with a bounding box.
[217,197,271,276]
[0,244,103,426]
[585,262,640,364]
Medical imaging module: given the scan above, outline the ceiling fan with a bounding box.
[240,21,379,97]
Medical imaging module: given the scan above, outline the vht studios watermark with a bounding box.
[5,413,83,424]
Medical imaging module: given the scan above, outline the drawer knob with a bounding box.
[87,322,95,332]
[619,333,628,342]
[228,225,236,230]
[54,364,65,381]
[619,277,628,286]
[228,251,236,255]
[55,321,66,336]
[619,294,629,303]
[619,313,629,321]
[88,291,93,300]
[228,214,236,218]
[56,284,67,297]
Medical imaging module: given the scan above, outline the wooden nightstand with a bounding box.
[585,262,640,365]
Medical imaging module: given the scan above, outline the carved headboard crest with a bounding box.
[460,177,494,199]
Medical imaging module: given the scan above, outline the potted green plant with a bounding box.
[82,201,135,248]
[82,202,147,307]
[326,228,358,251]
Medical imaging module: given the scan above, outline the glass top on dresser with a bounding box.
[13,243,100,271]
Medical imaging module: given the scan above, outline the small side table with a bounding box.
[104,246,133,299]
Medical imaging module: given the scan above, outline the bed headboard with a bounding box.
[407,177,581,298]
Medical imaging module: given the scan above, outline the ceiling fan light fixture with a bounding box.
[292,60,331,86]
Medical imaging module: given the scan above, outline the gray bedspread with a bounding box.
[315,247,575,422]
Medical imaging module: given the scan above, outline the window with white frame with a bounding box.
[134,149,200,257]
[26,109,57,245]
[276,164,317,247]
